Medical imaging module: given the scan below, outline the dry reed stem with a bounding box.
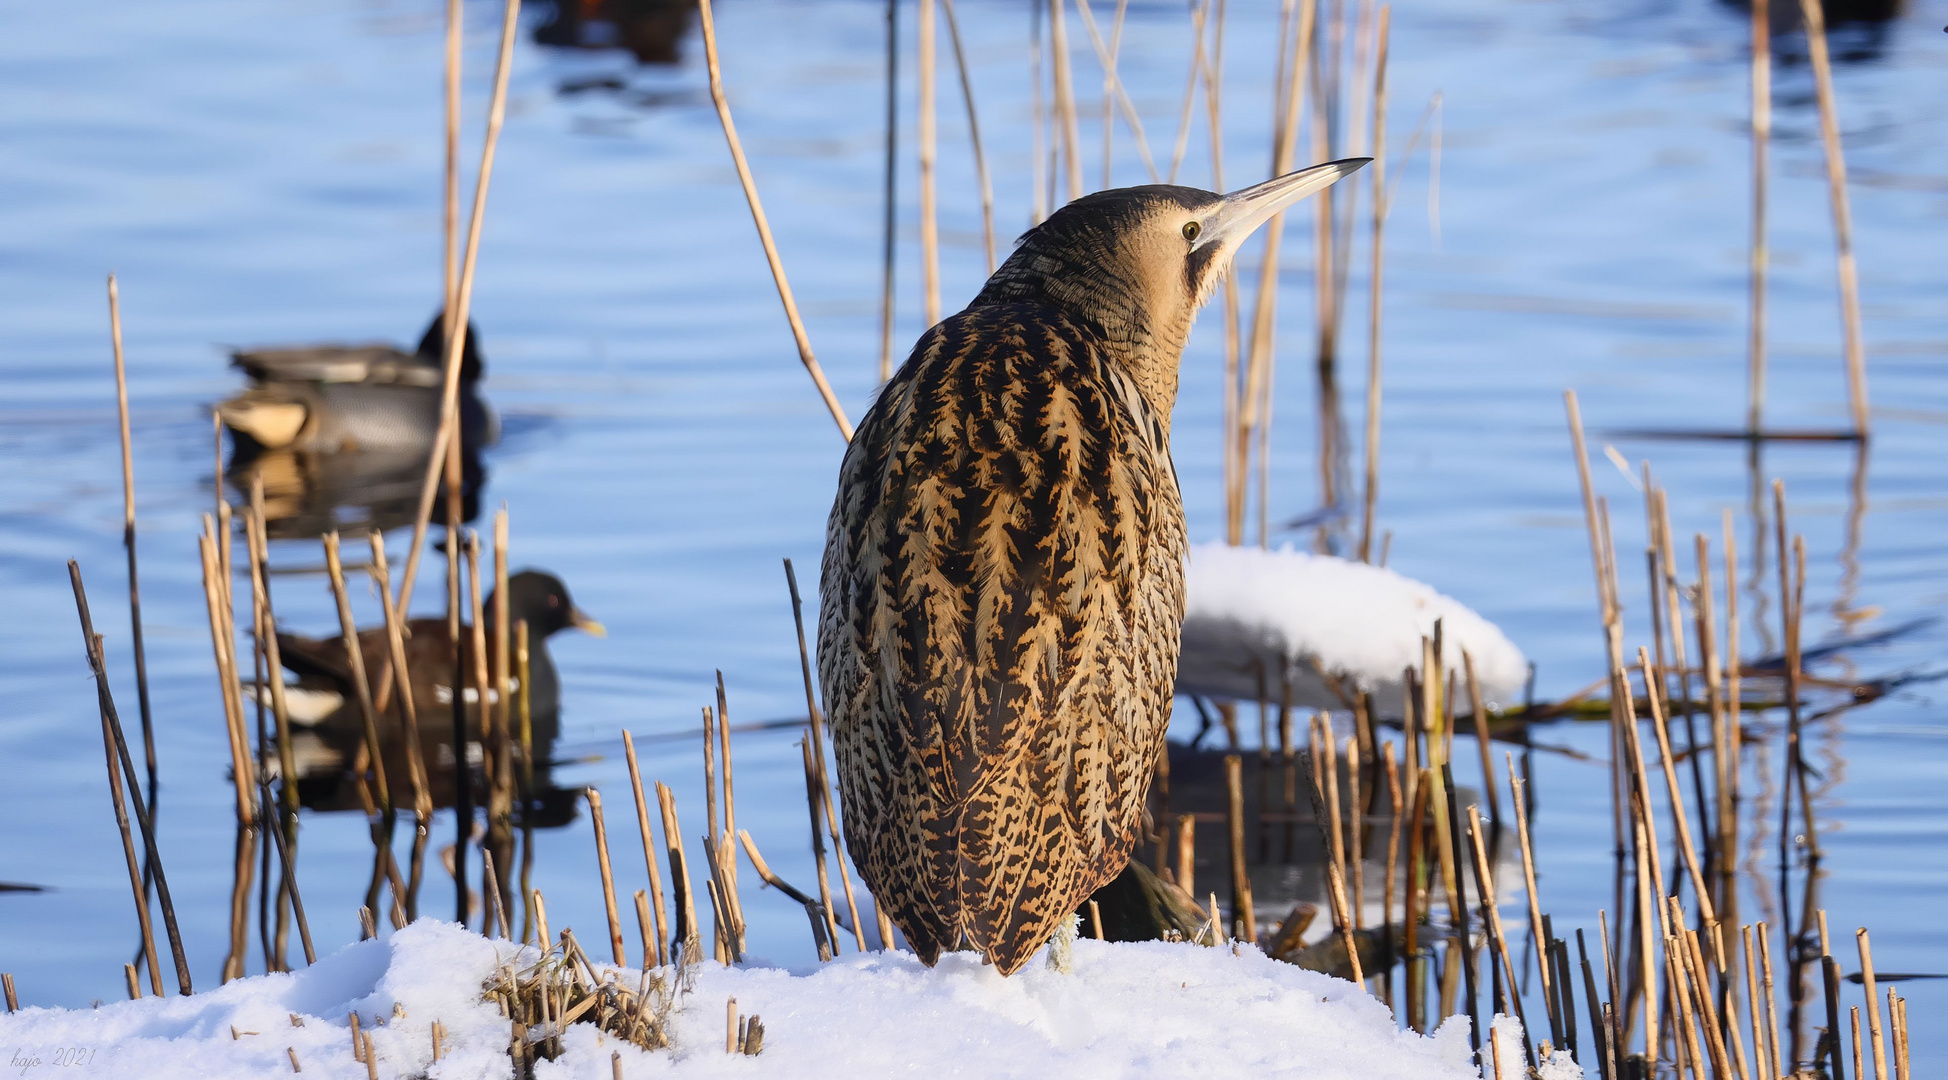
[654,783,702,960]
[1222,754,1254,941]
[622,732,670,965]
[1357,7,1389,563]
[738,830,835,961]
[72,561,193,992]
[703,707,720,880]
[322,533,392,813]
[1794,0,1869,436]
[1507,753,1550,1014]
[93,626,164,997]
[1465,806,1520,1025]
[1164,0,1209,184]
[585,790,627,966]
[482,848,508,939]
[1858,929,1887,1080]
[1637,649,1719,942]
[1070,0,1159,182]
[198,530,255,826]
[464,535,495,816]
[1381,744,1401,950]
[396,0,524,614]
[716,674,739,896]
[492,510,511,824]
[1175,812,1196,897]
[1234,0,1316,543]
[1740,925,1767,1080]
[1346,736,1363,929]
[1564,392,1616,629]
[878,0,898,382]
[105,274,158,805]
[939,0,997,272]
[783,560,867,949]
[798,740,842,951]
[918,0,940,325]
[1746,0,1769,432]
[366,537,431,820]
[243,492,301,825]
[1048,0,1083,202]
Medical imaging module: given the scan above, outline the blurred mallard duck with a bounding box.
[217,312,498,456]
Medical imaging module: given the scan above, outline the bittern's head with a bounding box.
[972,159,1368,415]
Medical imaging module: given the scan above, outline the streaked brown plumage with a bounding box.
[818,161,1366,974]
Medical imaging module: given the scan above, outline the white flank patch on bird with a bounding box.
[1177,542,1527,715]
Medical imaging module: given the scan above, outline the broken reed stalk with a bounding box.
[198,526,255,826]
[694,0,854,440]
[241,499,301,827]
[703,707,720,888]
[783,559,867,949]
[1222,754,1254,942]
[1507,754,1550,1019]
[1858,929,1887,1080]
[1463,650,1498,828]
[918,0,940,326]
[366,536,431,820]
[586,789,627,966]
[1048,0,1083,202]
[1357,6,1389,564]
[1070,0,1159,182]
[1381,744,1401,960]
[939,0,997,272]
[94,622,165,997]
[1746,0,1769,432]
[322,533,392,814]
[1466,806,1525,1040]
[1564,391,1617,630]
[717,674,738,869]
[1305,723,1362,988]
[493,510,512,827]
[655,782,703,960]
[1637,648,1720,940]
[1234,0,1315,546]
[464,535,496,827]
[105,274,159,808]
[877,0,898,382]
[621,732,670,965]
[1794,0,1869,437]
[70,561,192,994]
[738,830,835,961]
[1175,812,1196,897]
[263,791,318,964]
[799,740,843,951]
[396,0,523,615]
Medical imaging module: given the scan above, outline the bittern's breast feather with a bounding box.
[817,304,1186,974]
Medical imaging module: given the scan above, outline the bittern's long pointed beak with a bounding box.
[1191,158,1371,252]
[570,608,606,638]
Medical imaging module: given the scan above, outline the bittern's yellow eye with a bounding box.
[1182,221,1201,243]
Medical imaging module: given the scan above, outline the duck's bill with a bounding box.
[1191,158,1371,253]
[570,609,607,637]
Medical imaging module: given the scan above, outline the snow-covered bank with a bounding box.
[0,921,1518,1078]
[1179,543,1527,715]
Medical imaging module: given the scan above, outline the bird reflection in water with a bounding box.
[217,312,496,539]
[533,0,699,65]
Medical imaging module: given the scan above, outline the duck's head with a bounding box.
[415,311,485,382]
[497,570,604,640]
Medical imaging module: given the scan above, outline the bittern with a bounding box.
[818,159,1367,974]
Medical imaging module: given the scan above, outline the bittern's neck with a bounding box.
[970,253,1189,435]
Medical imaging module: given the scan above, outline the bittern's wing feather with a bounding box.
[819,304,1186,974]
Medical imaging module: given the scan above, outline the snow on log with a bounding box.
[1178,542,1527,716]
